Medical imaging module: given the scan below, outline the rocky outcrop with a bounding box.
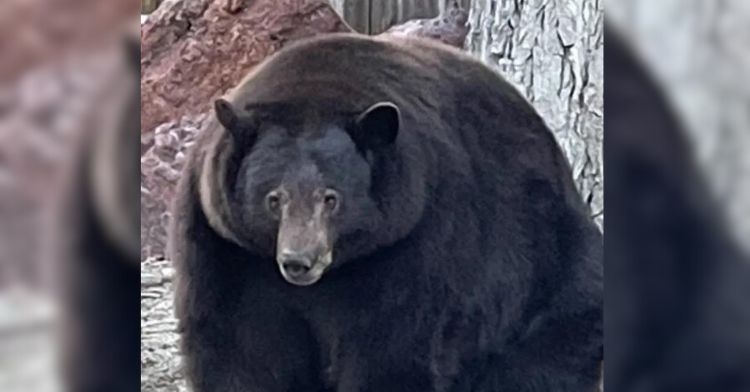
[140,115,203,260]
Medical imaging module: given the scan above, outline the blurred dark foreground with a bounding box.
[605,24,750,392]
[0,1,748,392]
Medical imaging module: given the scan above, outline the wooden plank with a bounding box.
[370,0,439,35]
[141,0,160,14]
[330,0,471,35]
[328,0,371,33]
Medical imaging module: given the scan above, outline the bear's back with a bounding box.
[231,33,523,117]
[229,34,455,116]
[230,34,555,165]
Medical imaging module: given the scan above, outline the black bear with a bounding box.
[170,33,602,392]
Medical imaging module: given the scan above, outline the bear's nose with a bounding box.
[278,251,313,278]
[282,259,312,277]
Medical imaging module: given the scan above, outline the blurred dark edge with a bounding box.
[604,22,750,392]
[49,33,141,392]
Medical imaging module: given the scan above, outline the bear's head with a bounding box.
[204,97,416,286]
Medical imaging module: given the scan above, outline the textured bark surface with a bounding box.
[140,0,352,144]
[465,0,604,227]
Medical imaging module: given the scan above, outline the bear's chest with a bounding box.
[284,274,446,381]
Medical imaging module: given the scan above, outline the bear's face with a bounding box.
[214,99,400,286]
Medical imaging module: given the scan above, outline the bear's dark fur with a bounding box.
[170,33,602,392]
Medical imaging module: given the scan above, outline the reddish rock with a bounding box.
[140,0,353,146]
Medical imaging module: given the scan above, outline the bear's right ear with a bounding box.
[352,101,401,151]
[214,98,256,142]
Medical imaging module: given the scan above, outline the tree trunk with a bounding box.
[466,0,604,227]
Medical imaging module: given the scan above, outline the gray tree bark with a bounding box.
[465,0,604,227]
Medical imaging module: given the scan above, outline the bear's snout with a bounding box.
[275,229,333,286]
[276,247,332,286]
[275,199,334,286]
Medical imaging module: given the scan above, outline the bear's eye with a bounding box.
[265,191,281,215]
[323,189,339,213]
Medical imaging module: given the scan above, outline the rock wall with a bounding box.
[140,0,351,143]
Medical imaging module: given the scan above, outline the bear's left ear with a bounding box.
[214,98,257,144]
[215,98,241,130]
[352,101,400,150]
